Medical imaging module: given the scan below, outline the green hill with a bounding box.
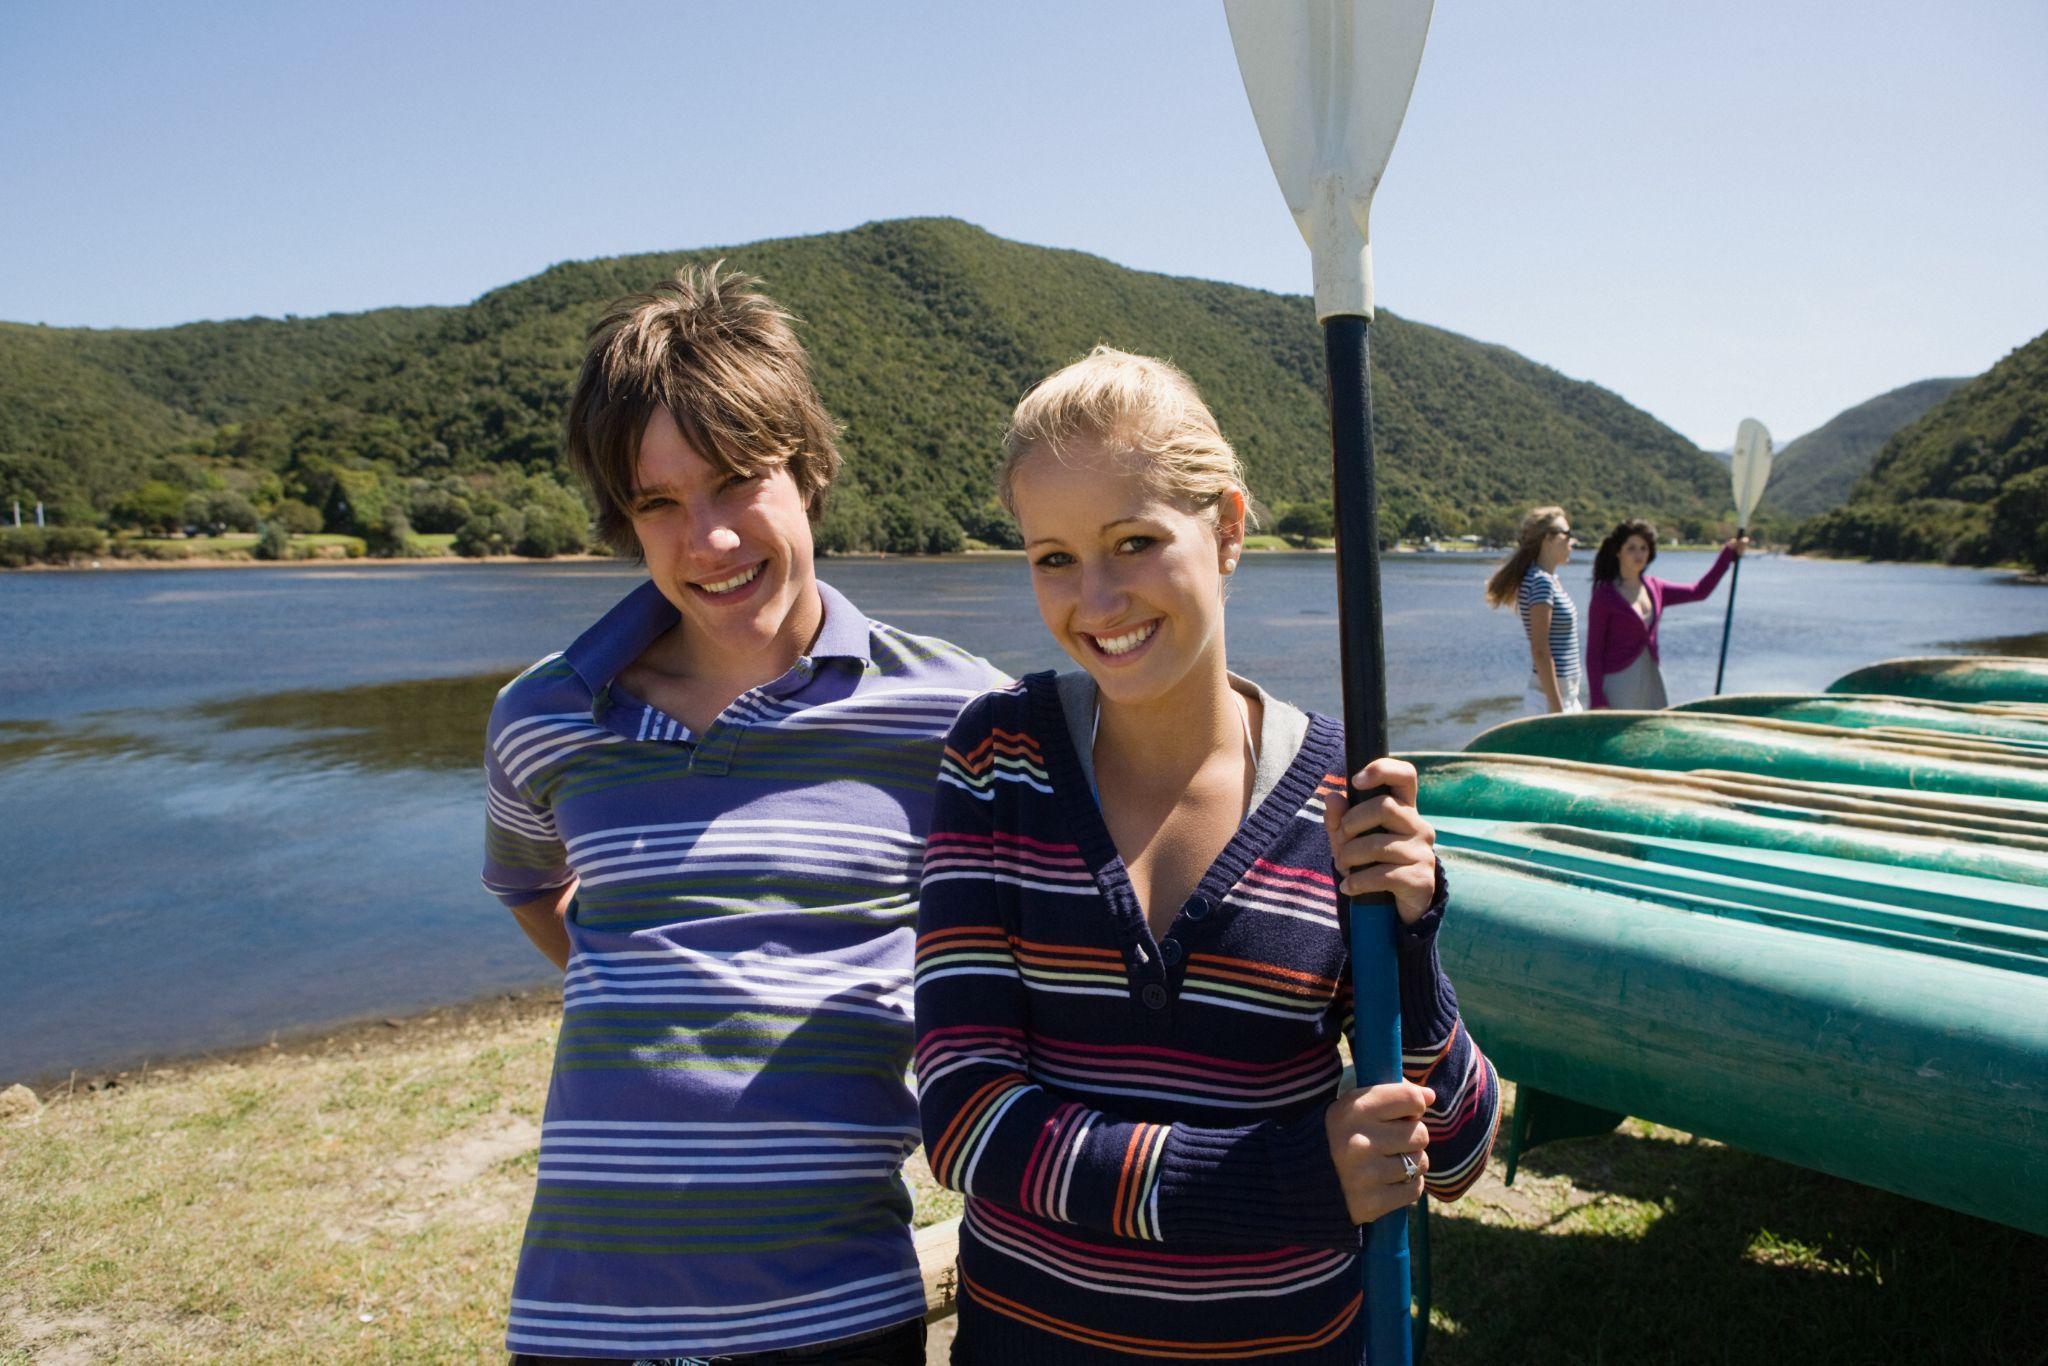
[1,218,1731,555]
[0,310,451,515]
[1767,378,1967,519]
[1792,328,2048,571]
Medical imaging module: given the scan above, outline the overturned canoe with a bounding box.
[1433,817,2048,970]
[1412,752,2048,886]
[1675,692,2048,751]
[1466,710,2048,804]
[1828,655,2048,706]
[1437,852,2048,1235]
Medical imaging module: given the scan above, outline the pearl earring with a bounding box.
[1222,557,1238,574]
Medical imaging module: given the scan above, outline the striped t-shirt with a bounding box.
[914,673,1500,1363]
[1518,563,1581,684]
[482,578,1003,1359]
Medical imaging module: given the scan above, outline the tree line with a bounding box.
[1790,328,2048,573]
[3,218,1746,567]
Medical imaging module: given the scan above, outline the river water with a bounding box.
[2,552,2038,1080]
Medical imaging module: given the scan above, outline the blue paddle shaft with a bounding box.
[1714,529,1746,694]
[1354,907,1409,1363]
[1324,315,1412,1365]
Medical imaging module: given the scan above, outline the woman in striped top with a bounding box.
[1485,506,1581,714]
[914,348,1499,1363]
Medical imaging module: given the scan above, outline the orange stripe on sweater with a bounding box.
[1111,1125,1146,1238]
[919,924,1010,945]
[962,1271,1361,1357]
[1186,952,1339,994]
[1010,938,1123,961]
[1012,948,1126,973]
[916,926,1011,955]
[1403,1018,1462,1086]
[946,728,1045,771]
[930,1073,1021,1178]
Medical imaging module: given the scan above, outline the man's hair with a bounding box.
[565,262,842,556]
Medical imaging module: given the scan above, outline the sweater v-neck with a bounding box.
[1024,670,1339,967]
[1619,576,1657,627]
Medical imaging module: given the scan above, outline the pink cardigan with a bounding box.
[1584,545,1736,708]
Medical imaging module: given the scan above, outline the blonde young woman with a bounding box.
[1485,507,1582,714]
[914,349,1499,1363]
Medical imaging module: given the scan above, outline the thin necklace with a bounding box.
[1090,689,1258,798]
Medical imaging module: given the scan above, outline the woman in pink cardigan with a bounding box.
[1584,520,1746,709]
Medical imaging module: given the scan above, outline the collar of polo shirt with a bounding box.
[563,579,875,699]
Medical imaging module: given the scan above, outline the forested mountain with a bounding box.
[1792,329,2048,571]
[1,218,1732,555]
[1766,378,1967,519]
[0,309,451,511]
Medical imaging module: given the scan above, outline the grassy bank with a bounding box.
[2,996,2039,1364]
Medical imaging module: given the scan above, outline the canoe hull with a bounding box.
[1432,817,2048,968]
[1413,753,2048,886]
[1440,857,2048,1235]
[1466,710,2048,803]
[1827,655,2048,706]
[1676,692,2048,749]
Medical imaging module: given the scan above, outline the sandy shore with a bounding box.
[14,985,566,1096]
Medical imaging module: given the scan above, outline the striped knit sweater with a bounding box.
[914,673,1500,1364]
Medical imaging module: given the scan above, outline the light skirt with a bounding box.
[1600,652,1670,710]
[1589,655,1671,716]
[1524,674,1584,716]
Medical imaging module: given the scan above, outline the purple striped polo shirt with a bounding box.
[483,578,1004,1359]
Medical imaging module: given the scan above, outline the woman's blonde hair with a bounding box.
[1484,505,1568,607]
[999,346,1263,531]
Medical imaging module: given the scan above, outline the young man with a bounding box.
[483,266,1003,1365]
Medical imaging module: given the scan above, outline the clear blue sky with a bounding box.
[3,0,2044,448]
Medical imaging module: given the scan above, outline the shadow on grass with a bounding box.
[1426,1126,2048,1364]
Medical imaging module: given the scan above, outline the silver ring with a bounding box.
[1399,1153,1420,1180]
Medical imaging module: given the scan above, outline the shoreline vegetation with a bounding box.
[9,542,2042,580]
[0,525,1879,571]
[3,990,2040,1363]
[0,219,1750,580]
[5,222,2040,583]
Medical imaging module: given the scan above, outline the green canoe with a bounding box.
[1412,752,2048,886]
[1675,692,2048,751]
[1828,655,2048,706]
[1434,817,2048,970]
[1466,710,2048,803]
[1437,852,2048,1235]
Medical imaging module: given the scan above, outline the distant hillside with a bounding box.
[1767,378,1968,519]
[0,310,451,512]
[1792,329,2048,571]
[0,218,1730,554]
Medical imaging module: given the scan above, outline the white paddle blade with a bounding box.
[1224,0,1434,321]
[1731,417,1774,527]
